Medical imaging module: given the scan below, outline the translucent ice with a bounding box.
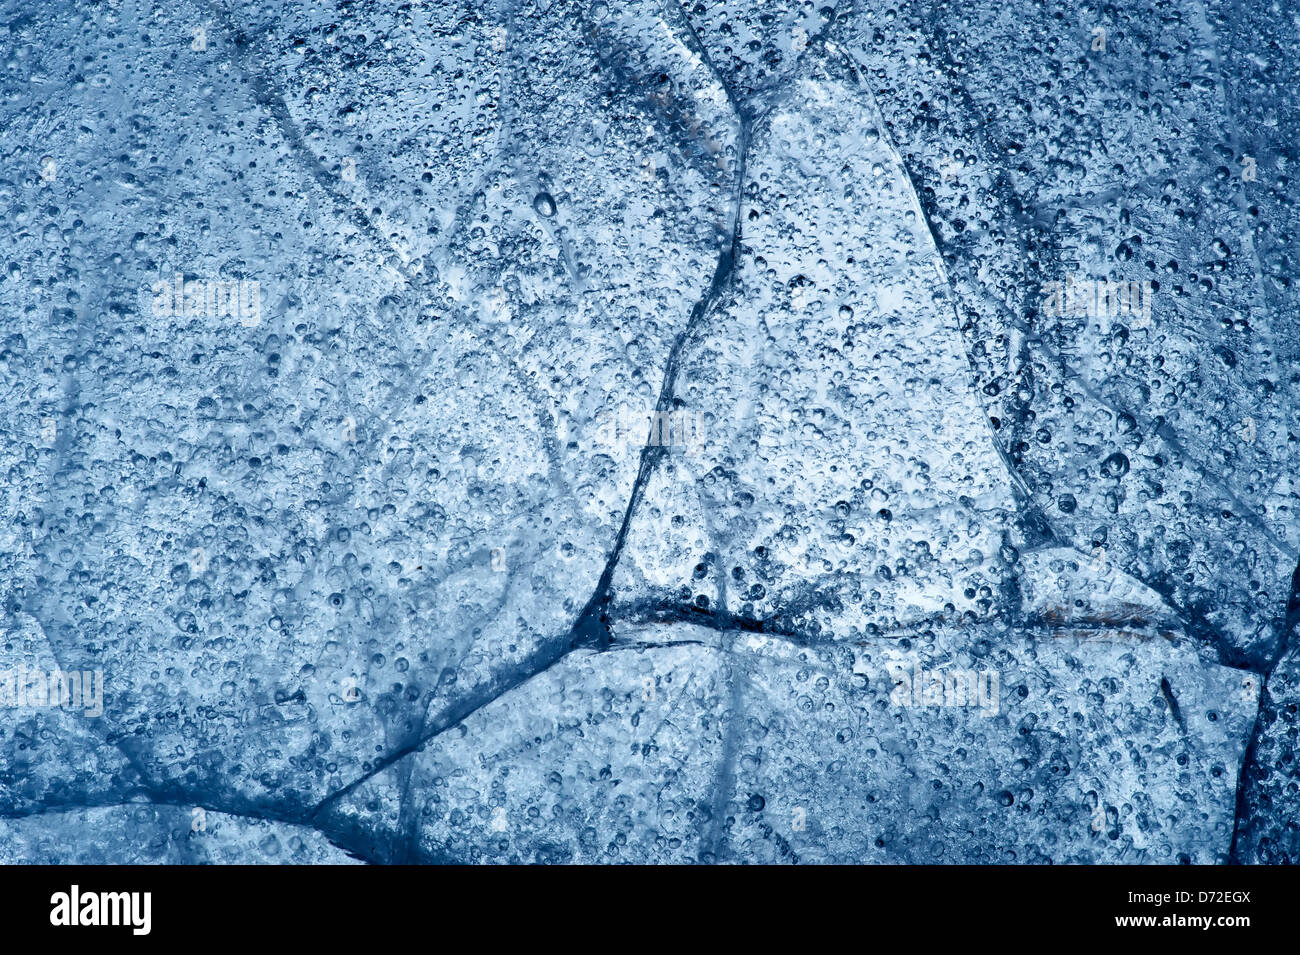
[0,0,1293,863]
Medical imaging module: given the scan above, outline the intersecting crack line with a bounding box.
[840,41,1287,670]
[742,0,855,116]
[207,0,587,784]
[558,9,752,654]
[305,5,754,831]
[208,13,526,420]
[923,12,1292,566]
[218,0,754,836]
[207,0,569,493]
[1185,0,1300,863]
[307,632,581,822]
[307,626,713,830]
[391,0,519,270]
[559,0,853,653]
[855,8,1282,860]
[311,190,754,832]
[205,6,780,778]
[311,629,851,863]
[1229,555,1300,862]
[839,44,1040,516]
[309,607,914,861]
[603,18,1022,655]
[7,1,577,858]
[365,0,757,845]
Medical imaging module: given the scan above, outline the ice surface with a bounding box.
[0,0,1294,863]
[0,804,358,863]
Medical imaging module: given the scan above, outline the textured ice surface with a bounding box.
[0,805,358,864]
[322,611,1253,863]
[0,0,1294,863]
